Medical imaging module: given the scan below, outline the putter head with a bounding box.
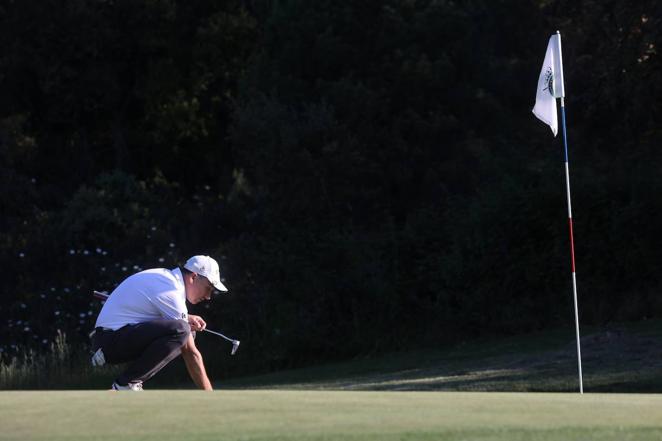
[231,340,240,355]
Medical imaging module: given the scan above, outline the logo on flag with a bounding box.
[543,67,554,96]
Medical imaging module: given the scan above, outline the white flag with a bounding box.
[532,32,565,136]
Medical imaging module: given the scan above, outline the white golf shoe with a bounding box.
[111,381,143,391]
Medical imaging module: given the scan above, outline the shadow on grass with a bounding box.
[221,320,662,393]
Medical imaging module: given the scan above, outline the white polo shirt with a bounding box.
[95,268,188,331]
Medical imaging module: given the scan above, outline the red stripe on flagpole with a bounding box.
[568,217,576,273]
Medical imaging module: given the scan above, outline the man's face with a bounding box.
[187,274,214,304]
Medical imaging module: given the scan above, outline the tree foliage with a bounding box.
[1,0,661,375]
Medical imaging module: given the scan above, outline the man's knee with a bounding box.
[172,320,191,345]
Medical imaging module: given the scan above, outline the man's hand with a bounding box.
[188,314,207,332]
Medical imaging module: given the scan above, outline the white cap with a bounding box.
[184,255,228,292]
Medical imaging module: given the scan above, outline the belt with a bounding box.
[89,327,114,338]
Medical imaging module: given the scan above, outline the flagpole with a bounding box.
[533,30,584,394]
[560,97,584,394]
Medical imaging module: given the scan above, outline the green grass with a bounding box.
[2,322,661,440]
[1,390,661,440]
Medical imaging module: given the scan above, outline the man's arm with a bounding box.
[181,333,213,390]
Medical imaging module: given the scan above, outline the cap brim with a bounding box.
[213,280,228,292]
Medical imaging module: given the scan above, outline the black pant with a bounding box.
[93,320,190,385]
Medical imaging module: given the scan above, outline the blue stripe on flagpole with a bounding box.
[561,103,569,164]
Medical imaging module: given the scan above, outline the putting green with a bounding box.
[1,390,661,440]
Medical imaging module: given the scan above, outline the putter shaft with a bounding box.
[204,328,237,343]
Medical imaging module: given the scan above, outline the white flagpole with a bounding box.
[561,98,583,394]
[557,31,584,394]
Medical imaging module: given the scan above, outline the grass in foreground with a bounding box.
[1,390,661,441]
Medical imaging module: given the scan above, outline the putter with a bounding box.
[203,328,241,355]
[92,290,241,355]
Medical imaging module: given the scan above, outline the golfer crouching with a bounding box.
[91,255,228,391]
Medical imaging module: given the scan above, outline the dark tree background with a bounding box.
[1,0,660,376]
